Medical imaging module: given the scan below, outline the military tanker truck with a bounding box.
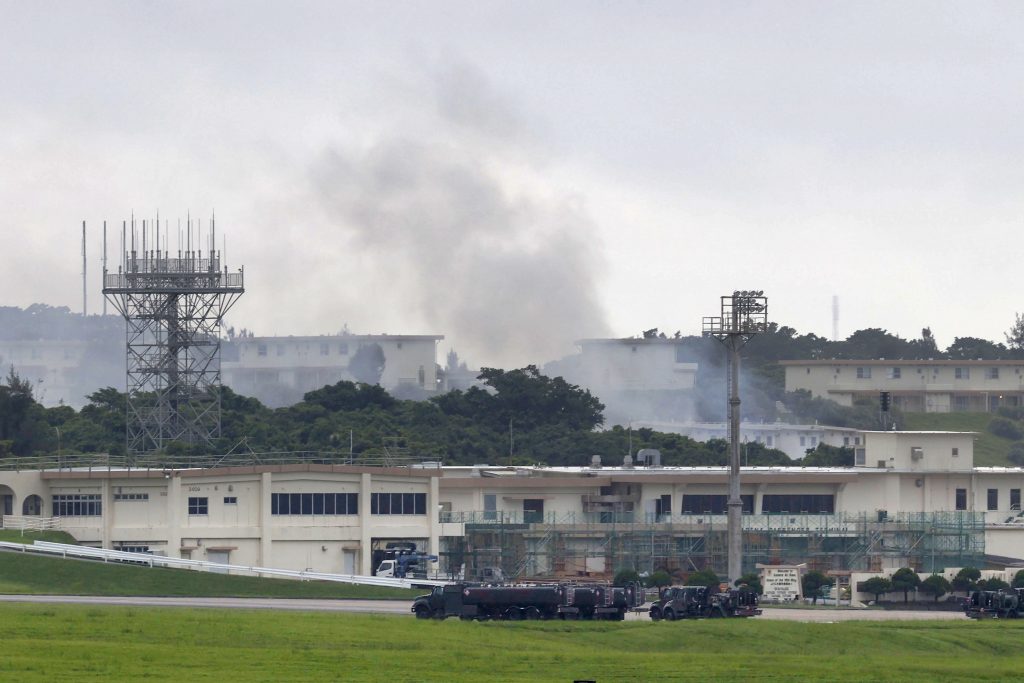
[412,582,644,621]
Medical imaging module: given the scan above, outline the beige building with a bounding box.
[782,359,1024,412]
[2,431,1022,579]
[222,334,443,406]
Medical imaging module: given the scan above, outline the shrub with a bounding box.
[997,406,1024,421]
[988,417,1023,441]
[1008,442,1024,466]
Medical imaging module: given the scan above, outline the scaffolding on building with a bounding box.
[439,510,986,581]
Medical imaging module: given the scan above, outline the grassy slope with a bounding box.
[0,604,1022,681]
[0,550,417,600]
[0,529,79,545]
[901,413,1011,466]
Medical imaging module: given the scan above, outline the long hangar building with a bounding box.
[2,431,1023,577]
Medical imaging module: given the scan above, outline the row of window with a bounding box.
[271,493,358,516]
[113,493,149,501]
[53,494,102,517]
[257,342,351,357]
[851,367,1005,380]
[984,488,1022,511]
[370,493,427,515]
[654,494,836,515]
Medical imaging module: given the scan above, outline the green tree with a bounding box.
[684,569,721,589]
[801,570,833,605]
[801,443,854,467]
[978,577,1009,591]
[891,567,921,603]
[952,567,981,595]
[1005,312,1024,351]
[1013,569,1024,589]
[946,337,1008,360]
[645,570,672,589]
[919,574,951,602]
[613,568,640,586]
[734,572,763,595]
[861,576,892,603]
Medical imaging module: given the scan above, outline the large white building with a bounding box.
[2,431,1023,580]
[545,338,699,425]
[222,334,444,406]
[633,421,861,461]
[782,359,1024,413]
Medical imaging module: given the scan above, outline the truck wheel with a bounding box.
[506,608,523,620]
[664,608,676,621]
[414,605,431,619]
[524,607,541,620]
[649,607,662,621]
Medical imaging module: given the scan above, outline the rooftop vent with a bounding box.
[637,448,662,467]
[623,454,634,468]
[590,455,602,469]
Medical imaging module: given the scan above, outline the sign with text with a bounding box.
[761,565,804,602]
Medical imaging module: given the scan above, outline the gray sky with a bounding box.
[2,1,1023,368]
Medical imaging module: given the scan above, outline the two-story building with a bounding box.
[222,334,444,406]
[782,359,1024,412]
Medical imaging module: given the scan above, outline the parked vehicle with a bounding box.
[411,581,644,621]
[965,588,1024,619]
[648,586,762,620]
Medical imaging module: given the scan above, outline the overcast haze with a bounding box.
[2,1,1023,368]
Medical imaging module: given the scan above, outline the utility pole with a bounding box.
[703,290,768,584]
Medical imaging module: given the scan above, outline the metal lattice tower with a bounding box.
[703,290,768,583]
[102,218,244,456]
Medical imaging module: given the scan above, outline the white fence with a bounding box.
[0,540,448,589]
[0,516,62,533]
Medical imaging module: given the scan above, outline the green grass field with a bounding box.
[901,412,1011,466]
[0,547,417,600]
[0,603,1021,681]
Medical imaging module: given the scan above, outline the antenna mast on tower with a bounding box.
[102,214,245,457]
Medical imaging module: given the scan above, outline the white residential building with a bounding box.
[633,421,862,460]
[782,359,1024,413]
[222,334,443,406]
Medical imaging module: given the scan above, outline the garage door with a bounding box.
[207,550,230,573]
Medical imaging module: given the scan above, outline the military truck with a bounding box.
[965,588,1024,619]
[412,581,644,621]
[648,585,761,620]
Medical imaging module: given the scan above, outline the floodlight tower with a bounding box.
[102,217,244,456]
[703,290,768,583]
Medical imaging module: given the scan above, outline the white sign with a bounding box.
[762,566,803,602]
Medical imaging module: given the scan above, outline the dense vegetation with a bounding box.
[4,309,1024,465]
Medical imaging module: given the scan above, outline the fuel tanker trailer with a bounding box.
[412,582,644,621]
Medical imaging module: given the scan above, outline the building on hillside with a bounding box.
[632,421,861,461]
[0,338,121,409]
[782,359,1024,413]
[544,338,698,425]
[221,334,444,407]
[3,431,1024,581]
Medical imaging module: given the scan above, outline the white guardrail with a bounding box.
[0,540,448,589]
[0,516,63,532]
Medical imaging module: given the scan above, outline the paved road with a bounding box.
[0,595,411,614]
[0,595,969,621]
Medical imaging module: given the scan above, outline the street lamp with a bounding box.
[703,290,768,584]
[54,426,62,468]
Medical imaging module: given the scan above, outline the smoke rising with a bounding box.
[309,64,610,368]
